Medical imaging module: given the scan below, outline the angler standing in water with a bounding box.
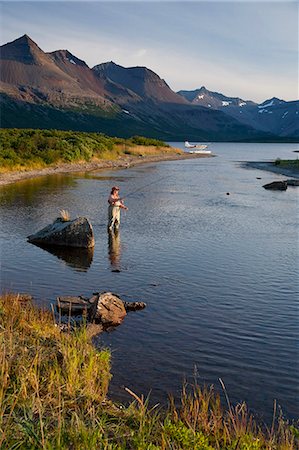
[108,186,128,231]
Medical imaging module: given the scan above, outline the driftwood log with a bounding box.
[56,292,146,327]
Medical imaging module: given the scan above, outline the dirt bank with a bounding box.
[0,152,212,186]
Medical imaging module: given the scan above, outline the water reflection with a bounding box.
[0,175,77,206]
[30,243,94,272]
[108,229,121,270]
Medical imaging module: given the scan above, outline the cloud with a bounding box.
[134,48,147,58]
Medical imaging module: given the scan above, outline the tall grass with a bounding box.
[274,158,299,170]
[59,209,71,221]
[0,294,297,449]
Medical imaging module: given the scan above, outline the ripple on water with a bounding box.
[0,143,298,421]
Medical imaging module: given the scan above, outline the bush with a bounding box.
[0,128,171,171]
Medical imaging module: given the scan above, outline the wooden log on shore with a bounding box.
[57,296,89,315]
[56,292,146,322]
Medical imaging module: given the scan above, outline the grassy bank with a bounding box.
[274,159,299,171]
[0,294,298,449]
[0,129,180,173]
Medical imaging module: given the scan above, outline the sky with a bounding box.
[0,1,298,102]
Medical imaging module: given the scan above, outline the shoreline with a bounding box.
[243,161,299,179]
[0,152,211,186]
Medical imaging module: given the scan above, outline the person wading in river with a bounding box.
[108,186,128,231]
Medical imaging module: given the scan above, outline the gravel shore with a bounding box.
[243,161,299,179]
[0,152,211,186]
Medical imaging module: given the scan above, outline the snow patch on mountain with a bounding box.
[258,100,274,109]
[69,58,76,65]
[222,101,232,107]
[239,102,246,107]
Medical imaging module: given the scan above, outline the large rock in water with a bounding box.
[28,217,95,248]
[263,181,288,191]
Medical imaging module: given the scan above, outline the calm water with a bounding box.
[0,143,298,421]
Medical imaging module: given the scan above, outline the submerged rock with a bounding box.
[263,181,287,191]
[28,217,95,248]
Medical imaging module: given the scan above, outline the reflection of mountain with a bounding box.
[108,229,121,270]
[31,243,94,272]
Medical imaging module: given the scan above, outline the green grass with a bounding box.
[0,294,298,449]
[0,129,173,172]
[274,158,299,171]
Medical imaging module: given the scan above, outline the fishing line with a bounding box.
[122,174,173,199]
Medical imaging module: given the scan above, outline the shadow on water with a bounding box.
[108,229,121,271]
[29,243,94,272]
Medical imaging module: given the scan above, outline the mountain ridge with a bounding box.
[178,87,298,138]
[1,34,297,141]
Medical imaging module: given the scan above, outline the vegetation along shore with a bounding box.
[0,128,210,186]
[244,159,299,179]
[1,293,298,449]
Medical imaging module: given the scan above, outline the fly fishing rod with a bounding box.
[121,174,172,200]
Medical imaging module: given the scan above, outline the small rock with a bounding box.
[123,301,146,312]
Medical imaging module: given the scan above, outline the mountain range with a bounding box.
[1,35,298,141]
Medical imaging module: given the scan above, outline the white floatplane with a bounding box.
[184,141,211,154]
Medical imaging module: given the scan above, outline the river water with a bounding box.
[0,143,298,421]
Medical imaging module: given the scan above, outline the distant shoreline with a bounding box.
[243,161,299,179]
[0,152,212,186]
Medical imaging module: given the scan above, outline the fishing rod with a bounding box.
[121,174,172,200]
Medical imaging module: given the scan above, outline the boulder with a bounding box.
[263,181,287,191]
[28,217,95,248]
[88,292,127,326]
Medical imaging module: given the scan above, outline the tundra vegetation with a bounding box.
[274,158,299,170]
[0,294,298,449]
[0,128,178,173]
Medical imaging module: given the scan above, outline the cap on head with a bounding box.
[112,186,120,191]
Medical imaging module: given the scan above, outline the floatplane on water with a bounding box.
[184,141,211,154]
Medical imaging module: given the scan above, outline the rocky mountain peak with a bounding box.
[0,34,48,65]
[93,61,186,103]
[259,97,284,107]
[48,49,88,68]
